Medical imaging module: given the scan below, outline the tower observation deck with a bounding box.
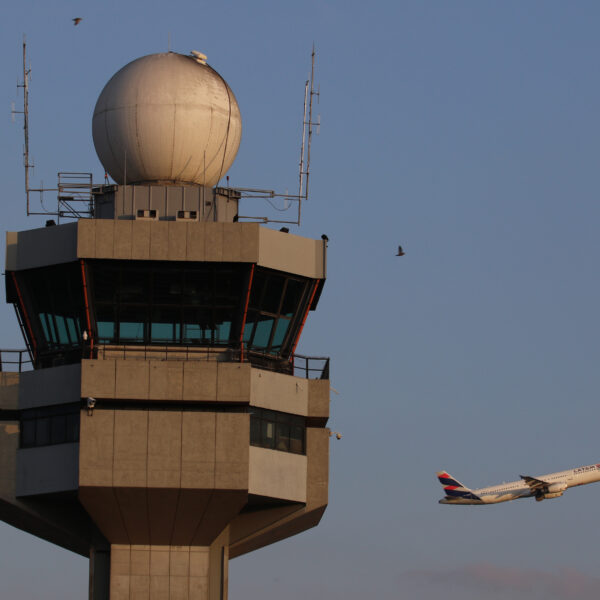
[0,51,330,600]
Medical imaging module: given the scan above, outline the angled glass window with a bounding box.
[242,270,312,356]
[14,263,86,354]
[90,261,247,347]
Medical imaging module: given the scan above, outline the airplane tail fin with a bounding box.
[436,471,481,500]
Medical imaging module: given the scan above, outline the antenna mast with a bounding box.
[12,37,93,220]
[219,47,321,226]
[298,45,320,222]
[14,35,34,215]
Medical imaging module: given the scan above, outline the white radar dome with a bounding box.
[92,52,242,187]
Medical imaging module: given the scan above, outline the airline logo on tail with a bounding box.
[437,471,481,501]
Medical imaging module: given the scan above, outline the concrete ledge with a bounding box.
[19,363,81,410]
[307,379,329,420]
[0,373,20,410]
[250,369,308,415]
[82,358,330,420]
[6,223,78,271]
[16,443,79,496]
[258,227,325,279]
[228,426,328,557]
[78,221,325,278]
[7,221,325,279]
[81,359,252,403]
[248,447,306,502]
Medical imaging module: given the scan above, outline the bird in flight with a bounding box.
[73,17,82,26]
[396,245,405,256]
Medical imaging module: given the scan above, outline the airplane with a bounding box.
[437,463,600,505]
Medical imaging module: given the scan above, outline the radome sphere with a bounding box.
[92,52,242,187]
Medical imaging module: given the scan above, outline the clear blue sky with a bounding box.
[2,1,600,599]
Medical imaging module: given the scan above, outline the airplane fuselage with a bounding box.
[438,463,600,505]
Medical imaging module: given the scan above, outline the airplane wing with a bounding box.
[520,475,550,491]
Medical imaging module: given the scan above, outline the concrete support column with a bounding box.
[90,544,111,600]
[109,531,229,600]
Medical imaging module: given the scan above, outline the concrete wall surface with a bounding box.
[16,443,79,496]
[75,220,325,278]
[81,359,251,403]
[248,447,307,502]
[79,410,249,545]
[80,410,249,490]
[0,372,19,409]
[6,223,78,271]
[82,359,329,420]
[0,374,92,556]
[229,426,329,558]
[109,529,229,600]
[250,369,308,415]
[258,226,325,279]
[250,369,329,420]
[307,378,330,420]
[19,362,81,409]
[0,416,18,500]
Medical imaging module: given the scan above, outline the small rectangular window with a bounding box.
[281,279,305,316]
[271,318,291,351]
[66,412,80,443]
[262,275,285,314]
[275,422,290,452]
[21,420,35,447]
[50,414,67,444]
[250,416,261,446]
[261,421,275,449]
[252,318,274,348]
[250,408,306,455]
[20,404,80,448]
[290,426,304,454]
[35,418,50,446]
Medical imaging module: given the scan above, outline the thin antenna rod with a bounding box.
[297,45,319,226]
[234,47,321,227]
[12,38,94,220]
[17,35,33,215]
[298,79,309,199]
[305,44,316,201]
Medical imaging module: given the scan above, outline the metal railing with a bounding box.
[95,344,234,363]
[292,354,330,380]
[9,344,330,380]
[0,349,33,372]
[57,172,93,219]
[93,344,330,379]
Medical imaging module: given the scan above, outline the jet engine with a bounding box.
[547,482,568,494]
[535,491,563,501]
[535,481,567,501]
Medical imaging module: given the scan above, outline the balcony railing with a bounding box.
[0,349,34,373]
[291,354,330,380]
[93,345,329,380]
[7,345,330,380]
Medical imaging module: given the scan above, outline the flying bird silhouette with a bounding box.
[396,245,405,257]
[73,17,82,26]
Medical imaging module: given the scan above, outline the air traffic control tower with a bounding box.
[0,51,330,599]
